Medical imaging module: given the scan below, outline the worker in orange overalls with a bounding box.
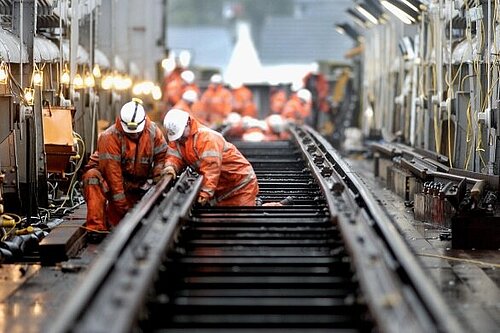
[282,88,312,124]
[162,109,259,206]
[82,98,167,241]
[303,68,330,129]
[264,114,289,141]
[173,89,198,114]
[230,80,257,118]
[241,116,267,142]
[200,74,233,127]
[172,89,208,125]
[180,70,200,96]
[162,64,184,109]
[223,112,244,139]
[269,85,287,115]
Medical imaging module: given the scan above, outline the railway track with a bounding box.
[50,126,462,333]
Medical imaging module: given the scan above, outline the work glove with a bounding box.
[197,195,209,206]
[162,165,177,179]
[114,198,130,217]
[262,202,283,207]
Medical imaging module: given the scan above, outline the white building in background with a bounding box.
[224,22,264,85]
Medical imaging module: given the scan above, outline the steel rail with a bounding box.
[49,172,202,333]
[291,125,463,333]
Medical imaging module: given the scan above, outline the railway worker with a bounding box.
[241,116,267,142]
[163,67,184,109]
[199,74,233,127]
[269,84,287,115]
[162,108,259,206]
[222,112,245,139]
[282,88,312,124]
[230,80,257,118]
[82,98,168,241]
[264,114,289,141]
[173,89,207,125]
[303,68,330,122]
[180,70,200,96]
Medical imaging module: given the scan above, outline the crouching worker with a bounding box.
[162,108,259,206]
[82,98,167,241]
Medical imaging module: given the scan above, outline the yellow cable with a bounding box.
[417,252,500,268]
[465,102,474,169]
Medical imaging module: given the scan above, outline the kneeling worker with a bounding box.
[82,98,168,240]
[163,109,259,206]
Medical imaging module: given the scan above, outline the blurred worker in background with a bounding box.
[200,74,233,127]
[264,114,289,141]
[303,66,330,129]
[180,70,200,96]
[241,116,267,142]
[230,80,257,118]
[162,61,185,109]
[173,89,207,125]
[269,84,288,115]
[282,88,312,124]
[82,98,167,241]
[162,109,259,206]
[222,112,244,139]
[164,69,200,110]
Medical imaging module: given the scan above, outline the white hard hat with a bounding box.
[266,114,285,133]
[182,89,198,103]
[224,112,242,126]
[297,89,312,103]
[210,74,223,84]
[163,109,190,141]
[120,98,146,133]
[243,117,266,131]
[241,116,254,130]
[180,70,195,84]
[229,79,243,89]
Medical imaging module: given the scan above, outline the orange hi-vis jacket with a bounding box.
[269,88,287,114]
[200,84,233,125]
[82,116,167,231]
[303,72,330,113]
[282,94,311,123]
[231,86,257,118]
[162,67,183,104]
[165,118,259,206]
[173,99,208,126]
[165,76,184,107]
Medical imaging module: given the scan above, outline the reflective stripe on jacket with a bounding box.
[165,118,257,204]
[89,116,167,201]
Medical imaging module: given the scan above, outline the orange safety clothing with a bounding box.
[173,99,208,126]
[200,84,233,126]
[225,122,244,139]
[165,76,184,107]
[282,94,311,124]
[162,67,182,103]
[269,88,287,114]
[165,117,259,206]
[303,72,330,113]
[82,116,167,231]
[231,85,257,118]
